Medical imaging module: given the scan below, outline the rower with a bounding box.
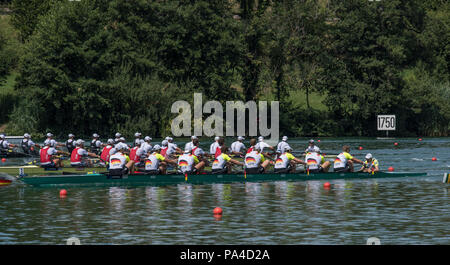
[39,141,65,169]
[134,132,142,147]
[100,139,115,167]
[90,133,102,155]
[230,136,246,157]
[0,134,18,155]
[117,137,130,152]
[145,145,177,175]
[214,137,225,158]
[108,144,134,177]
[209,136,220,155]
[212,146,244,174]
[359,153,380,173]
[114,132,121,144]
[70,139,99,167]
[44,133,58,147]
[305,150,331,173]
[244,145,270,174]
[185,135,197,151]
[274,147,306,173]
[129,140,146,167]
[21,133,40,155]
[141,136,153,154]
[166,137,182,157]
[333,145,363,172]
[161,140,169,158]
[276,136,291,154]
[177,147,205,174]
[256,136,274,159]
[246,138,257,154]
[305,139,320,153]
[192,138,206,158]
[65,134,76,154]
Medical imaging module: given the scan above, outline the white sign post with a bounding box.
[377,115,396,137]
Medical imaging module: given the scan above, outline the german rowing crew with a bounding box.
[1,133,380,175]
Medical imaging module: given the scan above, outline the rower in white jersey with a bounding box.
[145,145,177,175]
[305,150,331,173]
[255,136,274,158]
[333,145,363,172]
[177,147,206,174]
[166,137,181,157]
[133,132,142,147]
[21,133,40,155]
[274,147,306,173]
[305,139,320,153]
[244,145,271,174]
[44,132,61,148]
[0,134,18,155]
[230,136,246,157]
[90,133,102,155]
[108,144,135,177]
[185,135,197,151]
[209,136,220,155]
[114,132,121,144]
[65,134,76,154]
[141,136,153,154]
[212,146,244,174]
[276,136,291,154]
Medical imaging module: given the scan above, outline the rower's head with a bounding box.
[167,137,173,143]
[218,137,225,146]
[115,132,121,138]
[153,145,161,153]
[162,140,168,147]
[343,145,350,153]
[92,133,99,139]
[221,146,228,154]
[191,135,198,141]
[107,139,115,145]
[282,136,288,142]
[24,133,31,139]
[0,134,5,139]
[134,132,141,138]
[119,137,126,143]
[249,138,257,147]
[68,133,75,139]
[144,136,152,142]
[193,138,199,146]
[258,136,264,142]
[308,139,314,146]
[46,132,53,139]
[238,136,244,142]
[214,136,220,142]
[76,139,85,147]
[115,143,124,152]
[365,153,372,161]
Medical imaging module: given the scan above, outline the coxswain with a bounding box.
[177,147,205,174]
[211,146,244,174]
[305,139,320,153]
[209,136,220,155]
[65,133,76,154]
[134,132,142,147]
[185,135,197,151]
[21,133,40,155]
[39,141,66,169]
[145,145,177,175]
[244,145,271,174]
[276,136,291,154]
[100,139,115,167]
[274,147,306,173]
[359,153,380,173]
[129,140,146,167]
[230,136,246,157]
[70,139,99,167]
[108,144,134,177]
[141,136,153,154]
[90,133,102,155]
[305,150,331,173]
[333,145,363,172]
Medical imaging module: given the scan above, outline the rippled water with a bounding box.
[0,138,449,244]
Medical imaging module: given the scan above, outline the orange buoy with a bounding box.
[1,158,6,163]
[59,189,67,197]
[432,157,437,161]
[213,207,223,215]
[323,182,331,189]
[388,167,394,172]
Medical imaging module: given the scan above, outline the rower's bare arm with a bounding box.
[230,159,244,166]
[352,158,364,164]
[293,158,306,165]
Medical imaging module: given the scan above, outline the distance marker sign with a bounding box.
[377,115,396,131]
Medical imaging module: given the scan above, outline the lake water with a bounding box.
[0,137,449,244]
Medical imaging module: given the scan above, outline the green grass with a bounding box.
[288,90,328,111]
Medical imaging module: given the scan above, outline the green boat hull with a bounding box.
[17,171,428,188]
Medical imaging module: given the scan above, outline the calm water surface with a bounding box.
[0,137,449,244]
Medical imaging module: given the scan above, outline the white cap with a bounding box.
[214,136,220,141]
[24,133,30,138]
[144,136,151,141]
[107,139,115,144]
[115,132,121,138]
[168,137,173,141]
[135,132,141,137]
[115,144,123,151]
[76,139,85,146]
[258,136,264,142]
[365,153,372,159]
[162,140,168,146]
[93,133,99,138]
[282,136,288,141]
[309,139,314,143]
[153,145,161,150]
[119,137,125,142]
[238,136,244,141]
[165,136,170,140]
[191,135,197,140]
[46,133,53,138]
[68,133,74,138]
[0,134,5,139]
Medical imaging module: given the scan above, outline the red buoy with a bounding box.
[432,157,437,161]
[213,207,223,215]
[323,182,331,189]
[318,140,321,143]
[418,138,422,141]
[59,189,67,197]
[1,158,6,163]
[359,146,363,150]
[394,142,398,146]
[388,167,394,172]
